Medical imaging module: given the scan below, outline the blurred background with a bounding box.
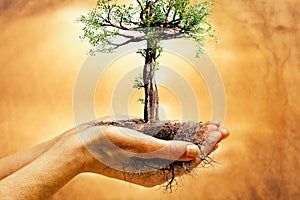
[0,0,299,199]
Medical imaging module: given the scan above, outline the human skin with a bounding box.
[0,121,229,199]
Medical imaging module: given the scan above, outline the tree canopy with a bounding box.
[78,0,216,56]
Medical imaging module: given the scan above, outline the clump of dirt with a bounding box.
[93,119,216,190]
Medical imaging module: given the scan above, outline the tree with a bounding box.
[78,0,216,122]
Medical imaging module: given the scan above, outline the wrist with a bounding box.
[56,129,95,174]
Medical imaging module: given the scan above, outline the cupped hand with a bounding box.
[64,120,229,188]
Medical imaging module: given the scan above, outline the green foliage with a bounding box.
[153,61,160,72]
[133,74,146,104]
[133,73,144,89]
[77,0,216,56]
[181,1,216,56]
[138,98,145,104]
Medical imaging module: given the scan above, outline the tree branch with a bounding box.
[153,0,159,5]
[164,1,172,25]
[172,10,177,22]
[107,37,144,50]
[137,0,145,21]
[146,1,153,18]
[168,11,183,26]
[104,33,147,49]
[105,7,131,30]
[117,32,138,39]
[136,0,144,10]
[137,49,147,58]
[129,19,139,25]
[159,31,185,40]
[120,13,126,29]
[101,29,184,52]
[155,50,162,59]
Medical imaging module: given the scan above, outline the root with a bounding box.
[200,155,220,168]
[162,156,220,191]
[165,163,175,192]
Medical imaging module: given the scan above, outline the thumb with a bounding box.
[139,139,200,161]
[99,126,200,162]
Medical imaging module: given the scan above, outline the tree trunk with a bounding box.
[143,39,159,122]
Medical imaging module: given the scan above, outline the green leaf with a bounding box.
[138,98,145,104]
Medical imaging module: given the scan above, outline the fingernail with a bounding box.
[186,145,200,157]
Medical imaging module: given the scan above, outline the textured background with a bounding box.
[0,0,299,199]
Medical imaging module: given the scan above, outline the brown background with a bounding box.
[0,0,299,199]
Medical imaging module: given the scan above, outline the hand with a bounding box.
[64,120,229,188]
[0,120,229,199]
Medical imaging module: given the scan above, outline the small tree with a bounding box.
[78,0,215,122]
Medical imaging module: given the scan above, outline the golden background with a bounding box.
[0,0,299,199]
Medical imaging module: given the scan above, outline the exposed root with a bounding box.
[165,163,175,192]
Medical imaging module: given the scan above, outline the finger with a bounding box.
[139,140,200,162]
[182,144,200,160]
[202,120,220,127]
[199,131,222,159]
[207,124,218,131]
[102,126,199,161]
[219,127,230,140]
